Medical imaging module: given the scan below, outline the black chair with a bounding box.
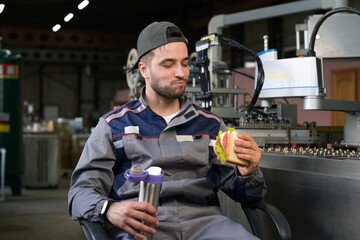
[241,200,291,240]
[79,199,291,240]
[80,218,112,240]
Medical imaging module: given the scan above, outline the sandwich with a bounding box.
[214,128,250,166]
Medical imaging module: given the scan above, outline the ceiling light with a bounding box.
[78,0,89,10]
[64,13,74,22]
[0,4,5,14]
[52,24,61,32]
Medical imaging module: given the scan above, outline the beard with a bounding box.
[149,72,187,99]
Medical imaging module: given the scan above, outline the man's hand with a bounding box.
[106,201,159,240]
[233,133,261,176]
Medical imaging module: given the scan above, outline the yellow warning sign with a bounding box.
[0,123,10,133]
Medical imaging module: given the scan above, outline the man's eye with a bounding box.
[162,63,173,68]
[182,60,189,67]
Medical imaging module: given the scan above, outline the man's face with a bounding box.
[145,42,189,99]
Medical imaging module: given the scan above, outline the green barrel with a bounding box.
[0,49,23,195]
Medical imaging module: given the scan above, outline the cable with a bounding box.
[217,35,265,112]
[307,7,360,57]
[213,67,255,80]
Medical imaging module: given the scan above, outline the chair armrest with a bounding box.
[79,219,110,240]
[241,200,291,240]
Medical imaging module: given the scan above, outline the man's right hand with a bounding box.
[106,201,159,240]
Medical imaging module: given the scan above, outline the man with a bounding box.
[68,21,266,240]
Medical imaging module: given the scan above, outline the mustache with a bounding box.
[171,78,188,84]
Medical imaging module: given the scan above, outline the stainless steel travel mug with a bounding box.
[124,165,164,240]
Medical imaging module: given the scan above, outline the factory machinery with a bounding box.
[125,11,360,152]
[196,5,360,240]
[125,1,360,239]
[195,5,360,240]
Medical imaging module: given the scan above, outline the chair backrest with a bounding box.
[218,191,291,240]
[80,219,111,240]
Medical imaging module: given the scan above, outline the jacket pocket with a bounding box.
[122,134,161,167]
[177,134,210,177]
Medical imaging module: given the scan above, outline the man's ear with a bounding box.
[138,62,149,79]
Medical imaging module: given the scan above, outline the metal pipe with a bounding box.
[333,0,349,8]
[0,148,6,201]
[263,35,269,51]
[208,0,333,34]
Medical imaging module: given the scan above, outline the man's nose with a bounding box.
[174,64,187,79]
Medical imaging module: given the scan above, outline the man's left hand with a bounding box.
[233,133,261,176]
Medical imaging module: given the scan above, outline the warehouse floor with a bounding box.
[0,176,84,240]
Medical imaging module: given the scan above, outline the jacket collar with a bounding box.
[139,87,191,112]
